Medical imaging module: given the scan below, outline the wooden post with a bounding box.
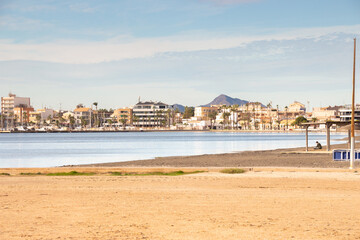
[305,125,309,152]
[350,38,356,169]
[326,123,331,151]
[348,129,351,149]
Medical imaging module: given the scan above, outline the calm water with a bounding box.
[0,131,345,168]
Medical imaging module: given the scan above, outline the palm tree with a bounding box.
[276,120,281,130]
[69,116,75,129]
[93,102,98,128]
[0,113,4,130]
[132,115,139,128]
[284,106,289,130]
[120,116,127,130]
[47,115,53,125]
[166,109,172,128]
[267,102,272,130]
[22,112,28,126]
[107,119,113,130]
[81,117,87,129]
[222,112,231,130]
[208,111,217,129]
[36,115,41,127]
[112,117,117,130]
[251,108,255,130]
[59,116,65,128]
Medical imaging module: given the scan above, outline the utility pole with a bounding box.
[350,38,356,169]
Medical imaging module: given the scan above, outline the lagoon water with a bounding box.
[0,131,345,168]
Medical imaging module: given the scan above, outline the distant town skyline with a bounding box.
[0,0,360,110]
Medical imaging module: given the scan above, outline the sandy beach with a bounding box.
[1,168,360,240]
[80,143,354,168]
[1,143,360,239]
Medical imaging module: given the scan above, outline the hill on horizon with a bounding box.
[172,104,185,113]
[202,94,250,107]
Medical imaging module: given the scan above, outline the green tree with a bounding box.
[69,116,75,129]
[183,107,194,119]
[107,119,113,129]
[81,117,87,128]
[293,116,308,126]
[36,115,41,127]
[120,116,128,130]
[132,115,139,127]
[22,112,28,126]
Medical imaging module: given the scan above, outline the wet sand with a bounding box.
[1,169,360,240]
[80,143,355,168]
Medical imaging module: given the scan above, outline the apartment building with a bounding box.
[339,105,360,122]
[74,107,92,128]
[194,106,218,120]
[14,106,34,125]
[132,101,170,127]
[112,108,133,125]
[288,101,306,113]
[29,108,54,124]
[1,93,32,129]
[312,106,341,121]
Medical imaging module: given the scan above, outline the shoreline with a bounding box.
[73,142,357,169]
[0,129,350,134]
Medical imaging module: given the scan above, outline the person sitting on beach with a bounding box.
[314,141,322,150]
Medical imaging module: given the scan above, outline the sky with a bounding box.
[0,0,360,110]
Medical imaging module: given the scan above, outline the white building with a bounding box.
[312,106,341,121]
[74,107,93,128]
[288,101,306,113]
[1,93,31,129]
[132,101,171,127]
[339,106,360,122]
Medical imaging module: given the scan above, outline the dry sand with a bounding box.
[1,168,360,240]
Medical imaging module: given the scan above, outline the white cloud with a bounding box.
[0,25,359,64]
[0,15,52,30]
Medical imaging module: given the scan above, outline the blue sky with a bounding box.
[0,0,360,110]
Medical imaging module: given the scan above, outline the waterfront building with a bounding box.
[62,111,74,120]
[14,106,34,125]
[194,106,218,120]
[238,102,262,112]
[339,105,360,122]
[288,101,306,113]
[312,106,342,121]
[132,101,171,127]
[1,93,32,129]
[29,108,54,124]
[74,107,93,128]
[112,108,133,125]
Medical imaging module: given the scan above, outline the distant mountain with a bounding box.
[202,94,250,107]
[172,104,185,113]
